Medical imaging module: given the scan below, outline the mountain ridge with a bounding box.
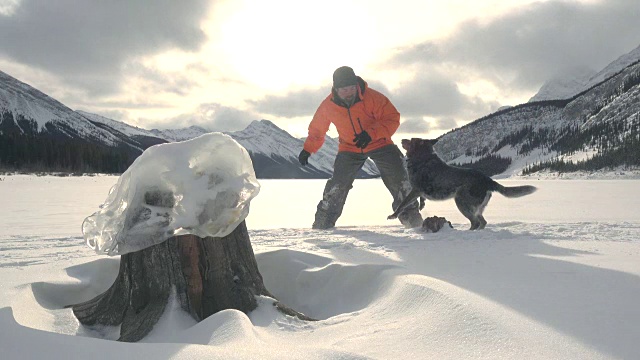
[0,71,378,178]
[3,42,640,178]
[436,49,640,176]
[528,44,640,102]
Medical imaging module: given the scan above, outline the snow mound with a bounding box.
[256,249,396,319]
[82,133,260,255]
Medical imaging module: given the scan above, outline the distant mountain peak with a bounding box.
[587,43,640,86]
[237,118,297,140]
[529,66,596,102]
[187,124,208,132]
[529,43,640,102]
[246,119,282,130]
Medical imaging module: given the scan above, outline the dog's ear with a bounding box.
[401,139,411,151]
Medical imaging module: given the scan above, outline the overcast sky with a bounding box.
[1,0,639,139]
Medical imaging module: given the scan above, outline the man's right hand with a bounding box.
[298,149,311,166]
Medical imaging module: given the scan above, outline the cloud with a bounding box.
[246,75,494,137]
[248,87,328,118]
[389,0,640,90]
[157,103,257,132]
[388,70,496,119]
[376,0,640,134]
[397,118,430,133]
[0,0,211,96]
[126,63,200,97]
[397,117,458,134]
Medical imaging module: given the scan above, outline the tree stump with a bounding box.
[71,220,313,342]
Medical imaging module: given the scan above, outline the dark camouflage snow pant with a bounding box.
[312,144,423,229]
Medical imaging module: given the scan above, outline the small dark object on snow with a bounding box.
[422,216,453,233]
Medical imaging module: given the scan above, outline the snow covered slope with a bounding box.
[529,44,640,102]
[1,69,377,178]
[81,116,380,179]
[149,126,210,142]
[76,110,157,138]
[437,56,640,177]
[0,71,136,149]
[229,119,379,179]
[528,66,596,102]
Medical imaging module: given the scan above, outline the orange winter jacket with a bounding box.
[303,77,400,154]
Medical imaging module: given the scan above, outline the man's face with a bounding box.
[337,85,357,104]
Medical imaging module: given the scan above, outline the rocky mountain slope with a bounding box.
[437,48,640,177]
[1,70,378,178]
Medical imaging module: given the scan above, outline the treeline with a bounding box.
[1,110,139,173]
[452,154,512,177]
[523,133,640,174]
[0,134,136,173]
[493,109,640,174]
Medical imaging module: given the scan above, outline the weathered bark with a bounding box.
[71,221,313,342]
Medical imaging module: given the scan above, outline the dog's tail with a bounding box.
[494,183,537,198]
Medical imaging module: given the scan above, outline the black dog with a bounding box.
[388,138,537,230]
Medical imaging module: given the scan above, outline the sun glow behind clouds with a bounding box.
[0,0,20,15]
[210,0,378,91]
[205,0,552,92]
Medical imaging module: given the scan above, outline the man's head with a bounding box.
[333,66,358,88]
[333,66,358,105]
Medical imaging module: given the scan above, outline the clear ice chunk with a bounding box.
[83,133,260,255]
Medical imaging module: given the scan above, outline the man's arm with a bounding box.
[303,101,332,154]
[366,89,400,140]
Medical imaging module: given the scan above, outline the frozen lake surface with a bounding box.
[0,175,639,359]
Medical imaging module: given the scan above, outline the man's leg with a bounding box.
[313,151,366,229]
[369,145,423,228]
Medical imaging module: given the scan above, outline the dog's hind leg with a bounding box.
[454,194,482,230]
[477,215,487,229]
[476,192,491,229]
[456,190,492,230]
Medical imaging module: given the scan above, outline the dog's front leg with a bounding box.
[419,196,426,210]
[387,188,422,220]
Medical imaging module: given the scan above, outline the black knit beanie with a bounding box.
[333,66,358,88]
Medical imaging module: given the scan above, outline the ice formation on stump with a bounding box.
[82,133,260,255]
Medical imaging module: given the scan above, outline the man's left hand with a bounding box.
[353,131,372,149]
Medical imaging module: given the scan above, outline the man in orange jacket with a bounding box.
[299,66,423,229]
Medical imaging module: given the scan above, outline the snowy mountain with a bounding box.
[75,110,167,150]
[437,52,640,177]
[0,71,143,151]
[149,126,210,142]
[529,44,640,102]
[87,116,379,179]
[0,71,164,173]
[0,69,378,178]
[587,44,640,89]
[79,109,380,178]
[528,66,596,102]
[227,120,378,179]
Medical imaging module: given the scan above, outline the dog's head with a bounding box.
[401,138,438,158]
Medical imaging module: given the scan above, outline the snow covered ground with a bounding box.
[1,175,639,359]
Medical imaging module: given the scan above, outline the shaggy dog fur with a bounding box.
[388,138,537,230]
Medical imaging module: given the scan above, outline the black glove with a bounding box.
[298,149,311,166]
[353,130,372,149]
